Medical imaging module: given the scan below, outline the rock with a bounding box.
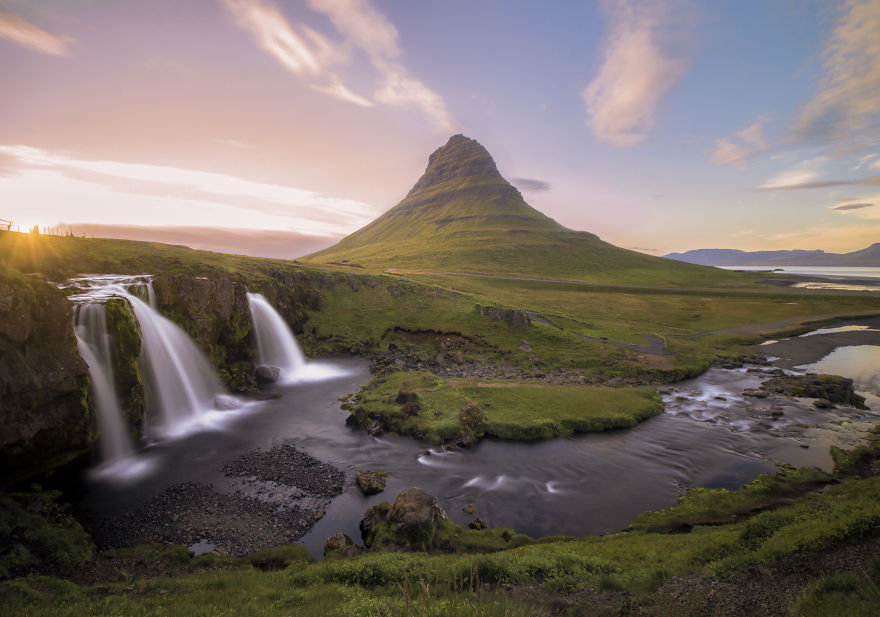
[511,310,531,328]
[468,516,487,530]
[387,487,448,535]
[402,402,422,417]
[743,389,769,398]
[359,500,392,548]
[366,421,384,437]
[456,402,485,445]
[254,365,280,384]
[0,271,93,484]
[345,414,361,428]
[759,374,867,409]
[214,394,242,410]
[395,388,418,404]
[814,398,836,409]
[518,340,532,352]
[356,469,388,495]
[323,532,365,557]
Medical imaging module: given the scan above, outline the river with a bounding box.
[76,321,880,558]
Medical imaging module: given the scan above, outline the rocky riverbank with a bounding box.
[87,444,345,556]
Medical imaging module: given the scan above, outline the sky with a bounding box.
[1,0,879,258]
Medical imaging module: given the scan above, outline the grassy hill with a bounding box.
[303,135,745,287]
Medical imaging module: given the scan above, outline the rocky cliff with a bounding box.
[0,268,94,484]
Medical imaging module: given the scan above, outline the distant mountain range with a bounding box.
[664,244,880,267]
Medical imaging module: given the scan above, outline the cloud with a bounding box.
[306,0,455,130]
[828,194,880,219]
[0,9,69,56]
[222,0,324,75]
[710,116,770,166]
[311,75,374,107]
[628,246,658,252]
[790,0,880,150]
[831,202,872,210]
[61,224,339,259]
[222,0,453,130]
[511,178,552,192]
[0,144,378,235]
[582,0,692,146]
[758,156,827,189]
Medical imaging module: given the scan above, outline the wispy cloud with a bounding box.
[0,144,377,235]
[829,194,880,219]
[831,202,872,210]
[0,9,69,56]
[306,0,455,131]
[582,0,692,146]
[790,0,880,150]
[710,116,770,166]
[222,0,453,130]
[511,178,551,192]
[311,75,374,107]
[758,156,827,189]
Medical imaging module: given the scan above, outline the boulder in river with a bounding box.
[356,469,388,495]
[254,365,280,384]
[759,373,867,409]
[359,487,448,549]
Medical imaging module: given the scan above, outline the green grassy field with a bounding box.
[346,371,663,442]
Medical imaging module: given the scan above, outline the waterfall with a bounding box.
[74,303,136,463]
[66,275,239,442]
[246,292,307,380]
[124,293,234,437]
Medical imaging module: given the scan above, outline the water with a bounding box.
[246,292,307,378]
[126,292,241,439]
[63,275,243,451]
[74,303,136,464]
[719,266,880,279]
[246,292,349,383]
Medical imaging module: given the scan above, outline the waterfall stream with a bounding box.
[246,292,348,383]
[64,275,243,478]
[74,302,135,464]
[246,292,307,380]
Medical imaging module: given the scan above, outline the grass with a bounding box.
[3,231,878,388]
[347,371,663,443]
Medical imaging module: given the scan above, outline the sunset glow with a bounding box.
[2,0,878,256]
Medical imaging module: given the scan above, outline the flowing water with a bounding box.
[74,303,136,465]
[247,292,307,379]
[64,276,243,475]
[246,292,350,383]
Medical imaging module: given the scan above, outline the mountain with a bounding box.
[665,244,880,267]
[304,135,734,285]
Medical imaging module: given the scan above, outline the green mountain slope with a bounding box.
[304,135,742,286]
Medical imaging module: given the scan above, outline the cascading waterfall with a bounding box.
[124,292,236,437]
[73,302,136,464]
[246,292,307,379]
[245,292,350,383]
[65,275,239,445]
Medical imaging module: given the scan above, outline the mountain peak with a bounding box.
[408,134,510,196]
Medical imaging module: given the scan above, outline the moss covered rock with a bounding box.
[355,469,388,495]
[759,373,868,409]
[104,297,144,436]
[0,268,93,484]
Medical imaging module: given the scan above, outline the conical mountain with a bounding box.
[304,135,733,285]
